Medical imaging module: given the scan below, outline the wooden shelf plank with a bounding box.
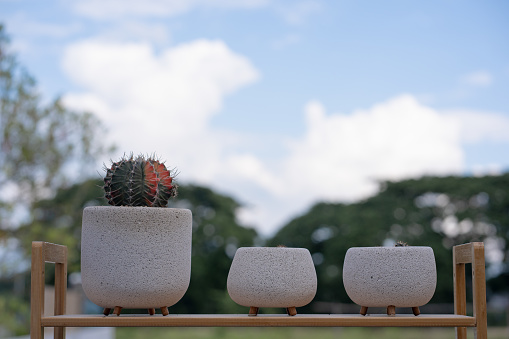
[41,314,476,328]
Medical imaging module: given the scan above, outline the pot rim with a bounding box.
[348,246,432,249]
[83,205,191,211]
[236,246,309,251]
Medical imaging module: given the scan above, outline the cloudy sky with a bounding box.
[1,0,509,236]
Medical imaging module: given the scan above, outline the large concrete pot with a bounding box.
[227,247,317,316]
[343,246,436,316]
[81,206,192,316]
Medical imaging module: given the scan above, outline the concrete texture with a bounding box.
[342,246,436,307]
[81,206,192,309]
[227,247,317,308]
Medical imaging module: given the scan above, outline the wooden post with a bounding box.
[453,242,488,339]
[30,242,45,339]
[148,308,155,315]
[103,308,111,316]
[31,242,68,339]
[454,246,467,339]
[54,245,67,339]
[472,243,487,339]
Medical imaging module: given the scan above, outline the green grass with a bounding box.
[117,327,509,339]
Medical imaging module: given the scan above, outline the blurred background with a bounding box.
[0,0,508,337]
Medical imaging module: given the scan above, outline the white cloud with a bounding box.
[280,95,464,202]
[461,70,493,87]
[70,0,268,19]
[246,96,509,235]
[226,154,284,195]
[232,95,474,235]
[62,38,259,184]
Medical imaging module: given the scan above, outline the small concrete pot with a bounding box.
[227,247,317,316]
[81,206,192,316]
[342,246,436,316]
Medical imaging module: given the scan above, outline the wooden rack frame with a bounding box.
[30,241,487,339]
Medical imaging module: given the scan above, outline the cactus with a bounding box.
[103,154,177,207]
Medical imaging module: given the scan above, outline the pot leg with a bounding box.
[386,305,396,316]
[360,306,368,316]
[286,307,297,316]
[113,306,122,316]
[412,306,420,316]
[148,308,155,315]
[103,308,111,316]
[161,306,169,316]
[249,307,259,316]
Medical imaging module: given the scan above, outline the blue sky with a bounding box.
[1,0,509,235]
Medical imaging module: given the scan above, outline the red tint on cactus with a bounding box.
[143,161,158,205]
[103,154,177,207]
[154,161,172,187]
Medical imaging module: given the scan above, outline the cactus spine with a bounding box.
[103,154,177,207]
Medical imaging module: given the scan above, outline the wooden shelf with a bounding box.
[30,241,487,339]
[41,313,476,328]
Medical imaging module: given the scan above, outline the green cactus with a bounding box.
[103,154,177,207]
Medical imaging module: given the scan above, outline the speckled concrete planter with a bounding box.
[227,247,317,316]
[81,206,192,315]
[343,246,436,316]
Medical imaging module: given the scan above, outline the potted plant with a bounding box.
[342,241,436,316]
[81,154,192,316]
[227,246,317,316]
